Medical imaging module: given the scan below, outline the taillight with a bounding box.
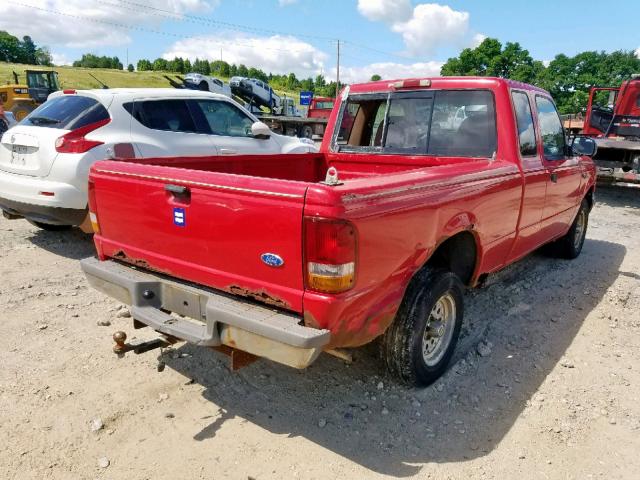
[55,118,110,154]
[88,179,100,234]
[304,217,357,293]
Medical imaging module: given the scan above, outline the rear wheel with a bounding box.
[28,220,72,231]
[380,267,464,387]
[301,125,313,139]
[548,199,589,259]
[11,103,35,121]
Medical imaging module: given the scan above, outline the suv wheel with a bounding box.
[380,267,464,387]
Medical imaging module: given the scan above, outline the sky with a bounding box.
[0,0,638,83]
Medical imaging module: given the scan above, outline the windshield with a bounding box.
[335,89,497,157]
[20,95,109,129]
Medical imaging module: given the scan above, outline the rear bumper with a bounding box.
[0,169,87,210]
[0,195,87,225]
[80,257,330,369]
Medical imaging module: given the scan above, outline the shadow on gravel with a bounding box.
[27,228,95,260]
[161,234,626,477]
[595,184,640,211]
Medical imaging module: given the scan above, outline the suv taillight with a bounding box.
[304,217,357,293]
[55,118,110,154]
[88,178,100,234]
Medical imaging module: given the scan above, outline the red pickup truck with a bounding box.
[81,77,597,386]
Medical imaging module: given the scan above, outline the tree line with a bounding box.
[440,38,640,114]
[0,30,52,65]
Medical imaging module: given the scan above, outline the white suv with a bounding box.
[0,88,316,230]
[230,77,281,111]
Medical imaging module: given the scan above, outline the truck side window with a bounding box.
[535,96,565,159]
[511,91,537,156]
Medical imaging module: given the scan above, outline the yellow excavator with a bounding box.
[0,69,60,121]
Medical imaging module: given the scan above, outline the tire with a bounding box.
[301,125,313,139]
[548,199,589,259]
[11,103,35,122]
[380,267,464,387]
[27,220,72,231]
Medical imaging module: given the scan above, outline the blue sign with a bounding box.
[299,91,313,106]
[173,207,186,227]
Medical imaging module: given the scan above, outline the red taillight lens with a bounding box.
[304,217,357,293]
[87,178,100,234]
[55,118,110,154]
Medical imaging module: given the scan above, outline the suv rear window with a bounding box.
[335,89,497,158]
[21,95,109,130]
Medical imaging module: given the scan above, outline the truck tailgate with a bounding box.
[90,160,309,313]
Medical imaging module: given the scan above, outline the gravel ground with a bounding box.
[0,186,639,480]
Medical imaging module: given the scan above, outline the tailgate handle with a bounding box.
[165,184,189,195]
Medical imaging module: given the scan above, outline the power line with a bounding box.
[8,1,328,56]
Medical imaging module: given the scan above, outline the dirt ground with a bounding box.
[1,186,639,480]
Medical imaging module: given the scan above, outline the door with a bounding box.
[507,90,548,260]
[128,98,219,158]
[191,99,281,155]
[534,95,582,238]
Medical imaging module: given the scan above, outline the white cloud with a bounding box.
[635,47,640,59]
[278,0,298,6]
[357,0,412,24]
[392,4,470,55]
[471,33,487,48]
[0,0,216,48]
[358,1,473,55]
[163,33,328,78]
[51,52,72,66]
[335,61,444,84]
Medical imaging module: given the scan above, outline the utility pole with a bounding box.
[336,39,340,96]
[126,48,128,69]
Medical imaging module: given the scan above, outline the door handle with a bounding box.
[220,148,237,155]
[550,172,558,183]
[165,184,189,195]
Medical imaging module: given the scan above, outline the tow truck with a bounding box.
[563,75,640,184]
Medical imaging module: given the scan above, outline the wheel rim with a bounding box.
[573,209,586,250]
[421,292,456,366]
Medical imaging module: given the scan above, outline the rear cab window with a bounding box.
[21,95,109,130]
[334,89,497,158]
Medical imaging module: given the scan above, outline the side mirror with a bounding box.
[571,136,597,157]
[251,121,271,139]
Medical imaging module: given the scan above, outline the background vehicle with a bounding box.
[81,77,597,387]
[0,70,60,121]
[0,88,316,231]
[230,76,281,111]
[180,73,232,97]
[563,75,640,184]
[0,102,17,135]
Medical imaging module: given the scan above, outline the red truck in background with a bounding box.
[563,76,640,184]
[81,77,597,386]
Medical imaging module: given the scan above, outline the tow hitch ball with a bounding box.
[112,331,175,359]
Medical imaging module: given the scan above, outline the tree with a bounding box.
[370,74,381,81]
[137,59,153,71]
[237,64,249,77]
[211,60,230,77]
[127,64,134,72]
[34,46,52,66]
[20,36,37,64]
[0,31,22,62]
[152,57,169,71]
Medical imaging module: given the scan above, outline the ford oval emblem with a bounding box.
[261,253,284,268]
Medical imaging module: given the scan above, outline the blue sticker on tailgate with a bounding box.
[173,207,186,227]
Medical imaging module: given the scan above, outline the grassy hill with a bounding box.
[0,62,300,104]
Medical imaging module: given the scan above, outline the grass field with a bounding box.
[0,62,299,104]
